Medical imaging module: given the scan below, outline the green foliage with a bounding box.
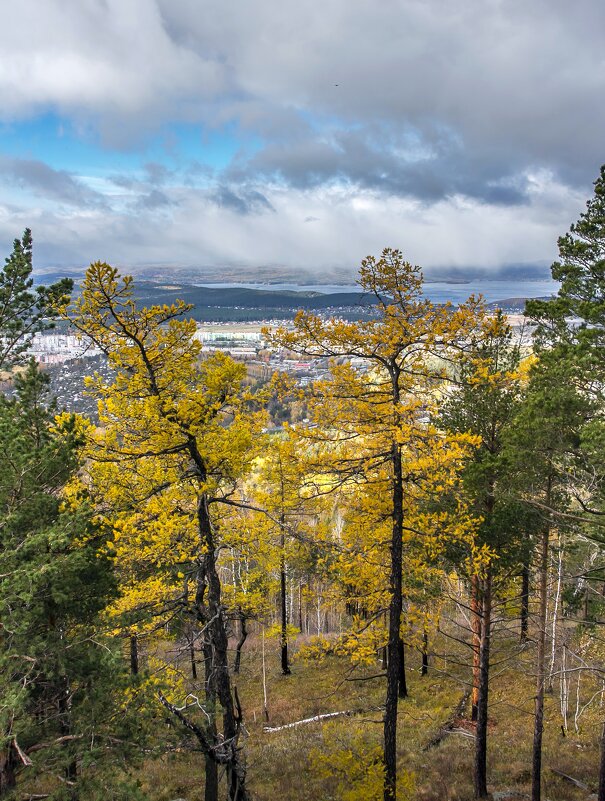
[0,362,150,798]
[0,230,72,370]
[529,164,605,357]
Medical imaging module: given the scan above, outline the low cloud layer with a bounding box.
[0,172,586,276]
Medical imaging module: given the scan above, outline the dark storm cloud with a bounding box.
[212,186,275,215]
[0,157,107,208]
[133,189,176,210]
[154,0,605,201]
[143,162,172,185]
[230,128,531,205]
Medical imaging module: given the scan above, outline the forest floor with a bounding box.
[132,629,604,801]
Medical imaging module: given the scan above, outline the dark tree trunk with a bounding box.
[129,634,139,675]
[471,574,482,722]
[233,614,247,675]
[397,638,408,698]
[384,441,404,801]
[280,537,291,675]
[0,744,17,796]
[421,627,429,676]
[190,634,198,681]
[204,755,218,801]
[531,522,550,801]
[599,721,605,801]
[473,573,492,799]
[194,489,250,801]
[520,563,530,644]
[202,632,218,801]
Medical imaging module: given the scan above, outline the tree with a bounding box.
[439,312,533,798]
[0,363,146,800]
[269,248,488,801]
[63,263,264,801]
[245,434,310,676]
[504,359,587,801]
[526,164,605,801]
[0,229,72,370]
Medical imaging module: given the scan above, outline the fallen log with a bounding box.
[423,688,471,751]
[549,768,589,791]
[263,706,384,733]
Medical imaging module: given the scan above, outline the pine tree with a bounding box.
[0,363,145,800]
[526,165,605,801]
[439,313,533,798]
[0,230,72,369]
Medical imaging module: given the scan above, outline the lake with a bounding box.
[196,279,559,304]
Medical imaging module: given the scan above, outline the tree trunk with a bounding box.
[130,634,139,675]
[520,563,530,644]
[421,627,429,676]
[0,743,17,796]
[531,522,550,801]
[397,638,408,698]
[384,441,404,801]
[280,536,291,675]
[234,614,247,675]
[202,635,218,801]
[473,572,492,799]
[195,490,250,801]
[471,573,482,721]
[598,720,605,801]
[190,634,197,681]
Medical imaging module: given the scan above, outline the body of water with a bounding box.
[196,279,559,304]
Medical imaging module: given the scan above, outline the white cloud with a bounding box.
[0,0,602,270]
[0,173,586,273]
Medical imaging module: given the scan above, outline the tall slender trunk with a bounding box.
[202,638,218,801]
[470,573,482,721]
[195,490,250,801]
[531,518,551,801]
[421,627,429,676]
[234,614,247,675]
[189,633,197,681]
[280,527,291,675]
[599,721,605,801]
[397,638,408,698]
[473,572,492,799]
[520,563,530,644]
[0,744,17,797]
[130,634,139,675]
[384,441,404,801]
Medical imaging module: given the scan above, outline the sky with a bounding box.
[0,0,603,277]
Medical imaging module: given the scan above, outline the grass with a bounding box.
[18,629,601,800]
[129,629,604,801]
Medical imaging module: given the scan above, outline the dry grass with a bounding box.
[114,633,604,800]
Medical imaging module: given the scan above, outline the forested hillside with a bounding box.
[2,169,605,801]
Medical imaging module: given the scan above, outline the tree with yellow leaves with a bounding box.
[63,263,265,801]
[268,248,491,801]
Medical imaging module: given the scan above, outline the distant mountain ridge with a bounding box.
[36,275,553,322]
[33,261,552,286]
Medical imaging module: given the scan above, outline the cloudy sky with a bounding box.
[0,0,603,276]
